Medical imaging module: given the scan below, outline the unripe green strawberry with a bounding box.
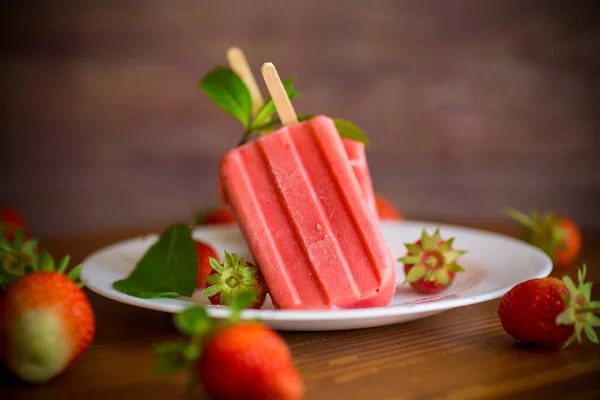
[0,260,95,383]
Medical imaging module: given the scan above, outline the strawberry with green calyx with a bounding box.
[504,207,581,270]
[398,228,467,294]
[0,228,40,293]
[498,265,600,349]
[154,290,304,400]
[202,250,267,309]
[0,254,94,383]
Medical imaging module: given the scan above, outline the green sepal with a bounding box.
[420,229,431,250]
[202,284,222,297]
[404,265,425,283]
[446,264,465,273]
[174,306,212,336]
[38,250,55,271]
[67,264,82,281]
[404,243,422,255]
[398,256,419,265]
[56,255,70,274]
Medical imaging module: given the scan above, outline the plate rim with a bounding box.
[80,219,553,321]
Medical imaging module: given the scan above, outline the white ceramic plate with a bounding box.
[80,220,552,331]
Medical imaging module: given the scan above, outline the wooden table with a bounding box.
[2,223,600,399]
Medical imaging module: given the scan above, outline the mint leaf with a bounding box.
[252,76,300,129]
[200,67,252,128]
[333,119,369,145]
[174,306,212,336]
[112,223,198,299]
[112,280,180,299]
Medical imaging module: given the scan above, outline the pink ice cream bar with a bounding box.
[219,115,395,310]
[342,139,377,217]
[218,139,377,218]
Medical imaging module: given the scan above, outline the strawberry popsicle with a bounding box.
[342,139,377,217]
[219,114,395,309]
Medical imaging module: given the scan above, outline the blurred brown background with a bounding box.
[1,0,599,236]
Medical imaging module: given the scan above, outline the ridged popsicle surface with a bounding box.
[219,116,395,309]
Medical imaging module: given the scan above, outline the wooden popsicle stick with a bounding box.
[261,62,299,126]
[227,47,264,116]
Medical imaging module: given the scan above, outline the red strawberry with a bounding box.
[498,265,600,348]
[195,207,236,226]
[0,258,95,383]
[398,228,466,294]
[199,322,303,400]
[504,208,582,270]
[202,251,267,309]
[0,207,28,242]
[195,240,218,289]
[154,291,304,400]
[375,193,403,221]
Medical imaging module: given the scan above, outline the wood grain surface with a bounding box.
[1,222,599,399]
[1,1,599,236]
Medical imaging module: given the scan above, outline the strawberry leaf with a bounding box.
[209,257,224,274]
[333,119,369,146]
[12,227,24,247]
[230,289,256,321]
[398,256,419,265]
[404,265,425,283]
[584,324,599,344]
[420,230,431,250]
[154,341,191,373]
[404,243,422,255]
[113,224,198,299]
[200,67,252,129]
[252,76,300,129]
[447,264,465,273]
[174,306,212,336]
[57,255,70,274]
[38,250,55,271]
[202,284,222,297]
[67,264,82,281]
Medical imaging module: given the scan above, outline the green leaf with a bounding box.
[204,274,220,285]
[200,67,252,128]
[589,314,600,327]
[20,239,38,255]
[440,238,455,252]
[230,289,256,321]
[444,250,466,264]
[209,257,224,274]
[174,306,212,336]
[56,256,70,274]
[202,284,222,297]
[404,265,425,283]
[112,280,181,299]
[446,264,465,273]
[584,323,599,343]
[556,308,576,325]
[38,250,55,271]
[397,256,419,265]
[252,76,300,128]
[154,340,188,356]
[333,119,369,146]
[420,230,431,250]
[404,243,422,255]
[436,270,451,286]
[112,224,198,299]
[12,227,24,247]
[67,264,82,281]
